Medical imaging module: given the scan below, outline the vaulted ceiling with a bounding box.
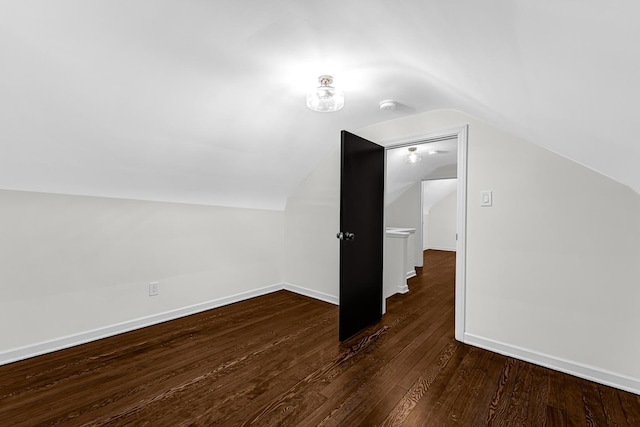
[1,1,638,210]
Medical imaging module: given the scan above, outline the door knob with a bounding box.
[336,231,355,241]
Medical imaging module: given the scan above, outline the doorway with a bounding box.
[382,126,468,341]
[421,178,458,253]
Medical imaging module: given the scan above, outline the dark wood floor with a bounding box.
[1,250,639,426]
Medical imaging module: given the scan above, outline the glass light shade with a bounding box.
[406,148,422,163]
[306,76,344,112]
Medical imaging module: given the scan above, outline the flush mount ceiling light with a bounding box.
[306,75,344,112]
[406,147,422,163]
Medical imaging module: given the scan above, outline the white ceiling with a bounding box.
[1,1,638,210]
[386,138,457,206]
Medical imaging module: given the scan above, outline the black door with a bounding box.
[338,130,385,341]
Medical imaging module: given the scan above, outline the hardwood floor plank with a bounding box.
[2,291,303,400]
[526,365,550,426]
[467,352,512,427]
[306,316,454,427]
[349,337,459,427]
[618,389,640,426]
[1,250,638,426]
[547,369,569,426]
[90,300,339,426]
[295,258,456,427]
[46,297,331,426]
[565,374,588,426]
[354,384,408,427]
[547,405,568,427]
[240,325,389,427]
[416,346,493,426]
[598,384,633,427]
[501,361,534,425]
[580,381,610,426]
[317,305,450,403]
[394,342,470,426]
[482,357,517,426]
[441,348,497,425]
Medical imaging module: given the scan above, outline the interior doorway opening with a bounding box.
[421,178,458,253]
[381,126,468,341]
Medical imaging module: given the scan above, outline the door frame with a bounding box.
[380,125,468,341]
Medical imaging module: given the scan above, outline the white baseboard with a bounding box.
[406,270,416,279]
[1,283,334,367]
[464,332,640,396]
[282,283,339,305]
[397,284,409,294]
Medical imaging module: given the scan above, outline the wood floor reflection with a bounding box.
[1,250,639,426]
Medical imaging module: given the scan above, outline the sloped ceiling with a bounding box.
[386,139,457,206]
[1,1,638,210]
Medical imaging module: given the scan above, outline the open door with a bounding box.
[338,130,385,341]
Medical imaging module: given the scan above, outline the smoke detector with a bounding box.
[379,100,397,111]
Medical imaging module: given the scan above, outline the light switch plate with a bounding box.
[149,282,159,296]
[481,191,493,207]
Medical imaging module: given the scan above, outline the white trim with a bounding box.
[464,333,640,396]
[419,180,425,267]
[397,284,409,294]
[385,231,411,238]
[455,126,468,342]
[377,126,466,148]
[406,270,416,279]
[382,125,468,342]
[426,245,456,252]
[282,283,339,305]
[0,282,339,366]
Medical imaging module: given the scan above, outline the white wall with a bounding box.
[386,181,421,229]
[283,149,340,303]
[0,189,284,361]
[386,181,421,268]
[357,109,640,393]
[427,189,457,251]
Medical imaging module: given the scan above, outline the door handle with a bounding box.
[336,231,355,241]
